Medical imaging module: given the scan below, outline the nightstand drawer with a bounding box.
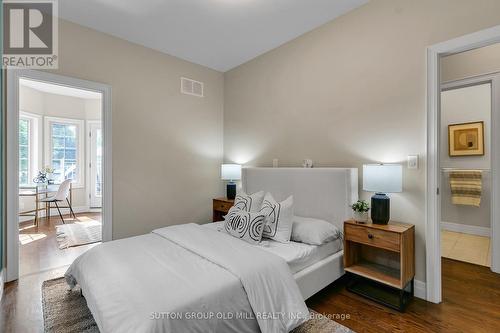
[345,224,400,252]
[213,200,233,213]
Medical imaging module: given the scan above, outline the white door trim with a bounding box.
[6,69,113,282]
[426,24,500,304]
[87,120,102,208]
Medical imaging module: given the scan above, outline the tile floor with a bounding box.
[441,230,491,267]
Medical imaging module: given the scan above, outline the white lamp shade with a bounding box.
[363,164,402,193]
[221,164,242,181]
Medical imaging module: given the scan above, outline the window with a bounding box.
[45,117,84,187]
[18,112,40,186]
[51,123,77,182]
[19,119,30,185]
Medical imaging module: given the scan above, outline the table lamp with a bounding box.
[221,164,241,200]
[363,164,403,224]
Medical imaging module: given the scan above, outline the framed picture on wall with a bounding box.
[448,121,484,157]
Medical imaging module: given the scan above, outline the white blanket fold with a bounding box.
[153,223,308,333]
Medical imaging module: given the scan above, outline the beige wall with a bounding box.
[441,42,500,82]
[45,20,224,239]
[223,0,500,282]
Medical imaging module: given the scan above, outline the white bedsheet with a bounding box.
[206,222,342,273]
[65,223,308,333]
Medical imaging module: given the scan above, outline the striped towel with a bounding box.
[449,170,482,207]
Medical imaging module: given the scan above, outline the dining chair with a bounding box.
[38,179,76,224]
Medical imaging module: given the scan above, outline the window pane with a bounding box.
[19,119,28,133]
[19,171,28,185]
[19,119,29,185]
[52,159,62,170]
[52,148,65,159]
[65,148,76,160]
[65,125,76,137]
[65,136,76,148]
[52,137,65,148]
[19,158,28,171]
[19,132,28,145]
[52,124,65,136]
[19,145,29,159]
[50,122,79,183]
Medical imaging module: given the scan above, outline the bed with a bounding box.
[65,167,358,333]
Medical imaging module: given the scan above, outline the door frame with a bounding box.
[426,25,500,303]
[6,69,113,282]
[87,120,102,208]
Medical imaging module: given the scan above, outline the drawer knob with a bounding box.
[367,233,374,239]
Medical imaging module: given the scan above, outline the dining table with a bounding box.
[19,183,73,227]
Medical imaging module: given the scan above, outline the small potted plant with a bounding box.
[44,166,55,184]
[351,200,370,223]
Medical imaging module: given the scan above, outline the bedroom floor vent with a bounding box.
[181,77,204,97]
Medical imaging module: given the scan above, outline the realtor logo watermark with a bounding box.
[2,0,58,68]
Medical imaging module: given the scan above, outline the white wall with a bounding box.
[223,0,500,282]
[440,84,491,228]
[18,85,102,217]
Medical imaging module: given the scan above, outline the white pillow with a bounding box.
[224,206,266,244]
[260,193,294,243]
[233,191,265,212]
[291,216,341,245]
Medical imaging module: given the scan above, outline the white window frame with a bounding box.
[44,116,85,188]
[19,111,41,185]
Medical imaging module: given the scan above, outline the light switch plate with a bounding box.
[408,155,418,169]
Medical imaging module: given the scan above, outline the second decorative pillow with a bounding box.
[233,191,265,212]
[260,193,294,243]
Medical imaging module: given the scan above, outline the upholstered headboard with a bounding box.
[242,168,358,229]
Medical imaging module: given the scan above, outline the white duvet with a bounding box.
[65,223,308,333]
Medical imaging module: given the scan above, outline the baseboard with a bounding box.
[414,279,426,300]
[18,206,92,223]
[441,221,491,237]
[0,268,5,301]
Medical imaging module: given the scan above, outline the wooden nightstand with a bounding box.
[343,219,415,311]
[212,197,234,222]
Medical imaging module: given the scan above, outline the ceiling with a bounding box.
[20,79,102,99]
[59,0,368,72]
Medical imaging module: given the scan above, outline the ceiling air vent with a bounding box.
[181,77,204,97]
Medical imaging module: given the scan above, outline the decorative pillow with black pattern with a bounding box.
[224,206,266,244]
[233,191,265,212]
[260,193,294,243]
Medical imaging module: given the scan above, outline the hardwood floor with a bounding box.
[1,213,101,333]
[1,231,499,332]
[19,213,101,276]
[308,258,500,333]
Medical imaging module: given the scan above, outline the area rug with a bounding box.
[42,277,354,333]
[55,219,102,249]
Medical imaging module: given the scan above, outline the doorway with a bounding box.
[6,70,112,282]
[426,26,500,303]
[440,80,492,267]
